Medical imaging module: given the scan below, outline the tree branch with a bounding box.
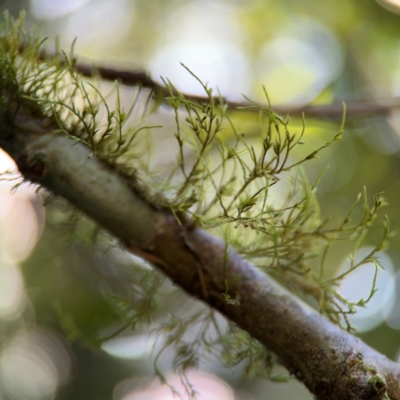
[33,46,400,122]
[71,62,400,121]
[2,95,399,400]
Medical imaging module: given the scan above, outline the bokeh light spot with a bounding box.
[255,17,343,105]
[148,1,250,100]
[377,0,400,14]
[1,196,40,262]
[30,0,92,19]
[102,334,155,360]
[114,371,235,400]
[63,0,132,54]
[0,253,25,320]
[384,268,400,329]
[337,248,395,332]
[0,329,71,400]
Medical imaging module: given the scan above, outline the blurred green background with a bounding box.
[1,0,400,399]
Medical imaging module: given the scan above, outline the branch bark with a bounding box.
[2,93,400,400]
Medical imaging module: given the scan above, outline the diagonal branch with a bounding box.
[2,94,399,400]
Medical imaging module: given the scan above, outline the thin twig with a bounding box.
[27,44,400,121]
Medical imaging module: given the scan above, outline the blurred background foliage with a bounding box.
[1,0,400,399]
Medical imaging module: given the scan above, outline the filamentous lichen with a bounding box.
[0,11,390,382]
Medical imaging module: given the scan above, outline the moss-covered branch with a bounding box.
[2,13,400,399]
[2,115,399,400]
